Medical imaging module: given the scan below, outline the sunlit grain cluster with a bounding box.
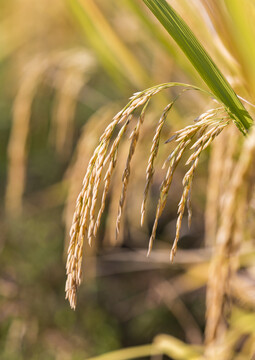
[65,84,230,309]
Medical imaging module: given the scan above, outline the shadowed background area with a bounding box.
[1,1,255,359]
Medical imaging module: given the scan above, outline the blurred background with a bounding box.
[1,0,255,359]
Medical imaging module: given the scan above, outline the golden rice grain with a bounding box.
[65,83,231,309]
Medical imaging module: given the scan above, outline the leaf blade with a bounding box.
[143,0,253,134]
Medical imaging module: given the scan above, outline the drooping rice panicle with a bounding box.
[64,105,118,258]
[93,118,131,237]
[87,141,113,245]
[141,102,173,226]
[105,145,130,246]
[170,139,205,262]
[66,166,96,309]
[65,86,158,308]
[147,141,187,256]
[170,117,229,262]
[65,81,232,309]
[103,117,131,166]
[66,118,121,308]
[146,106,230,259]
[116,101,149,238]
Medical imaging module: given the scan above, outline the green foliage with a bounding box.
[142,0,253,134]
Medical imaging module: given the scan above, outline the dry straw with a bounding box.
[65,83,231,309]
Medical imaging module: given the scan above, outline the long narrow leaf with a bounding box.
[142,0,253,134]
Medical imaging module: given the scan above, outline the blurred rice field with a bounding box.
[1,1,255,359]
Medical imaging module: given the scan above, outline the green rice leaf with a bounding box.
[142,0,253,134]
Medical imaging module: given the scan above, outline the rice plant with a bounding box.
[64,1,255,359]
[65,83,231,309]
[3,0,255,359]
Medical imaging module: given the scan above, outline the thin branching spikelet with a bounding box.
[116,101,150,238]
[64,105,117,247]
[65,83,231,309]
[65,85,164,308]
[93,118,130,238]
[141,102,174,227]
[148,107,230,259]
[104,141,132,246]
